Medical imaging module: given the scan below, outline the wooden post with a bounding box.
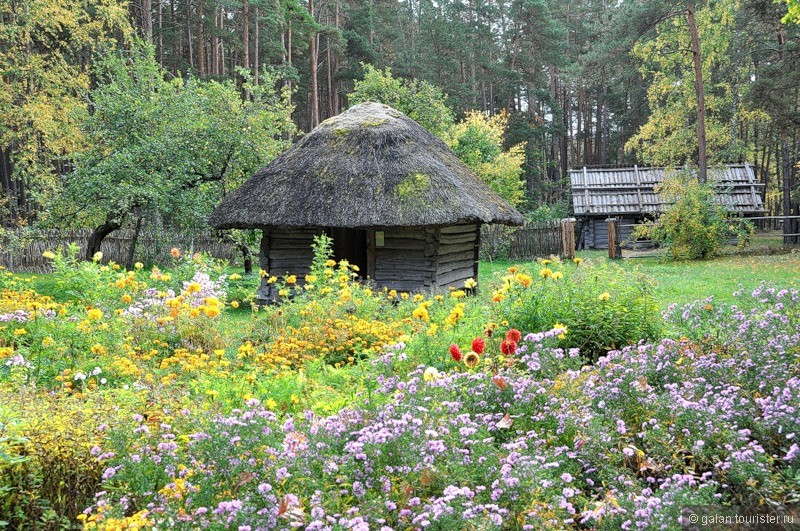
[257,229,271,304]
[560,218,576,259]
[607,218,621,259]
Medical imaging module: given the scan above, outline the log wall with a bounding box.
[258,227,318,302]
[436,224,478,289]
[373,227,435,292]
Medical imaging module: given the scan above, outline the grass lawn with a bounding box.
[480,248,800,308]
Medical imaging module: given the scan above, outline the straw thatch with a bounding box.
[209,102,524,229]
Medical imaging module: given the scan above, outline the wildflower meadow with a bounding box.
[1,238,799,529]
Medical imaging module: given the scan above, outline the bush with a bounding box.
[633,173,755,260]
[488,258,661,360]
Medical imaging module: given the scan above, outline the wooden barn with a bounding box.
[569,164,767,249]
[209,102,524,302]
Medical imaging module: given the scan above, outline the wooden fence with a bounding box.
[0,229,239,273]
[481,220,571,261]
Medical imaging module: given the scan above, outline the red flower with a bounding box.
[449,343,462,362]
[506,328,522,343]
[471,337,485,355]
[500,339,518,356]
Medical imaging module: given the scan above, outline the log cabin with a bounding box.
[209,102,524,303]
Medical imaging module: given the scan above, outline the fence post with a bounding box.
[607,218,621,259]
[560,218,576,260]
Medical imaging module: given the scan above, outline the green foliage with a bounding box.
[526,201,571,222]
[626,0,744,165]
[633,173,756,261]
[54,42,296,233]
[348,64,455,137]
[0,0,132,220]
[785,0,800,24]
[444,111,526,206]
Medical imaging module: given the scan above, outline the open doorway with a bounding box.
[327,228,368,277]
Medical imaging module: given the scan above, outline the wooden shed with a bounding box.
[209,102,524,302]
[569,164,767,249]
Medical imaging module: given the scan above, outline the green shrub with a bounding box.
[633,173,755,260]
[489,259,661,360]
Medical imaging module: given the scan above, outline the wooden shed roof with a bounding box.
[569,163,766,217]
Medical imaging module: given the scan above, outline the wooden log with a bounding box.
[437,242,475,255]
[437,258,475,275]
[439,234,476,246]
[436,267,474,287]
[437,249,475,264]
[440,224,477,234]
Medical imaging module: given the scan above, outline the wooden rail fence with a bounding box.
[481,220,574,261]
[0,229,239,273]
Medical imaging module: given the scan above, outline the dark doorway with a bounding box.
[327,228,368,276]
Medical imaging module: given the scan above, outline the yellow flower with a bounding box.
[388,290,397,299]
[87,308,103,321]
[92,251,103,262]
[189,308,201,318]
[229,273,242,281]
[451,290,466,299]
[325,259,337,267]
[491,291,505,303]
[553,322,568,340]
[13,328,27,336]
[268,276,277,284]
[134,262,144,269]
[186,282,202,294]
[42,251,56,260]
[423,366,440,382]
[305,274,317,283]
[412,306,430,321]
[260,269,268,278]
[285,275,297,285]
[231,300,240,308]
[464,278,477,289]
[573,257,584,265]
[401,292,409,300]
[205,296,220,307]
[598,292,611,302]
[122,294,133,303]
[515,273,533,287]
[42,336,56,348]
[204,306,221,318]
[413,294,425,302]
[552,271,564,281]
[426,323,439,336]
[278,289,289,297]
[541,259,552,265]
[508,266,519,274]
[539,268,553,278]
[464,351,480,368]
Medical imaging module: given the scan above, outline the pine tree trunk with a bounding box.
[308,0,319,128]
[687,3,707,184]
[242,0,250,72]
[197,0,205,77]
[254,5,259,84]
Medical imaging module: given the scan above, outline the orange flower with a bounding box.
[171,248,181,258]
[506,329,522,343]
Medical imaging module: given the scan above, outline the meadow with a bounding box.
[1,238,799,529]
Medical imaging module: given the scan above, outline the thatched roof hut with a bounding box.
[210,102,524,301]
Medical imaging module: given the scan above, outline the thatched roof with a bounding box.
[209,102,524,229]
